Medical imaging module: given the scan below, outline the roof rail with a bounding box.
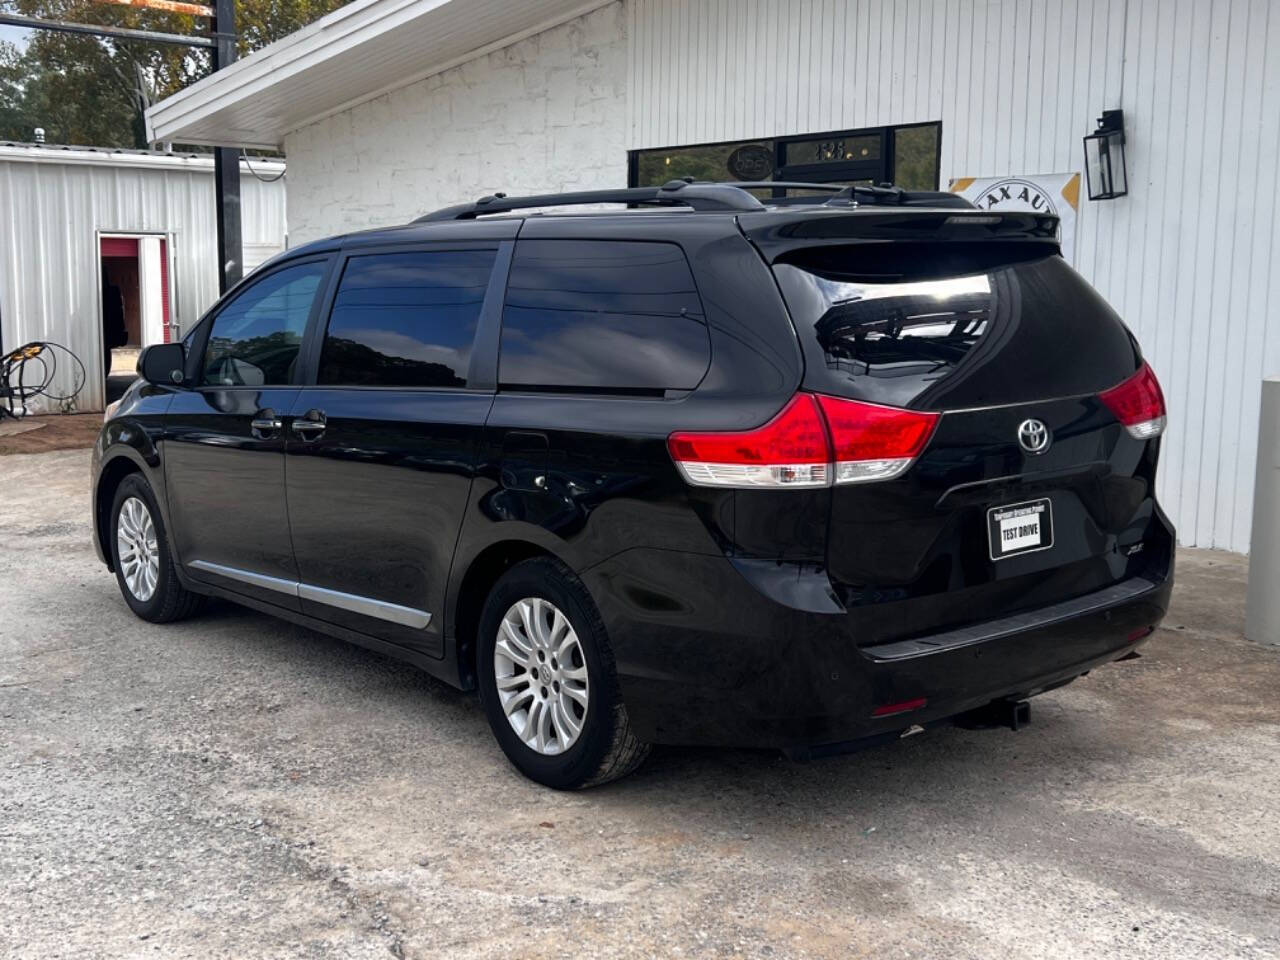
[412,179,972,222]
[720,181,846,193]
[413,180,765,222]
[722,181,973,209]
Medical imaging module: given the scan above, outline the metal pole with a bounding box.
[1246,376,1280,646]
[0,12,215,46]
[212,0,242,294]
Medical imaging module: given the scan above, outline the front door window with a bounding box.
[200,261,326,387]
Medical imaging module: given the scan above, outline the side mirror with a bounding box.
[137,343,188,386]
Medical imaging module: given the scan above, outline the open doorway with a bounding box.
[100,235,171,403]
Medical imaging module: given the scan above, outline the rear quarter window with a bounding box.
[499,240,710,394]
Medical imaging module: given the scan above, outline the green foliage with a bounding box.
[892,124,940,191]
[0,0,351,147]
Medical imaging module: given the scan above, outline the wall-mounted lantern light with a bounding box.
[1084,109,1127,200]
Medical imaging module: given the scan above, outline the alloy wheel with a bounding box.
[116,496,159,602]
[493,597,590,755]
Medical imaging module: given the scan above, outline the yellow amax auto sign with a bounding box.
[950,173,1081,265]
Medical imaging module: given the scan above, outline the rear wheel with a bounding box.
[110,474,203,623]
[476,557,649,789]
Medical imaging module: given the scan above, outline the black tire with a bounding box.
[476,556,650,789]
[109,474,204,623]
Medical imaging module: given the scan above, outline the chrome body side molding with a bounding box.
[188,559,297,596]
[187,560,431,630]
[296,582,432,629]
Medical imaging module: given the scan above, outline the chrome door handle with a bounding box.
[250,411,282,438]
[290,419,326,439]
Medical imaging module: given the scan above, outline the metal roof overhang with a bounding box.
[0,142,286,173]
[145,0,614,150]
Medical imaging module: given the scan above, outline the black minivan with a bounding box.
[92,182,1174,788]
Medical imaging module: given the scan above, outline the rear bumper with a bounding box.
[585,547,1172,750]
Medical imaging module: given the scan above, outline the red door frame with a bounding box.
[98,234,173,344]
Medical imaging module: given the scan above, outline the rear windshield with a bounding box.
[773,251,1139,409]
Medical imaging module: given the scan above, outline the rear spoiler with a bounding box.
[739,209,1062,264]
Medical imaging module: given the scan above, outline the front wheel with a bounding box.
[110,474,203,623]
[476,557,649,789]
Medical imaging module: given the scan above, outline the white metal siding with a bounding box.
[629,0,1280,553]
[0,153,287,412]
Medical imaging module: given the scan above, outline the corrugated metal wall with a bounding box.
[0,150,287,413]
[628,0,1280,553]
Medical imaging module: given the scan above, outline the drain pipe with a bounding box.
[1246,377,1280,645]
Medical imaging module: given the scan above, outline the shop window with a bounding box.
[633,140,774,190]
[781,132,882,166]
[629,122,941,192]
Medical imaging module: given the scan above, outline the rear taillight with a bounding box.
[667,394,830,488]
[816,394,939,484]
[1099,362,1167,439]
[667,393,939,489]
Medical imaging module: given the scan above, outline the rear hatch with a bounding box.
[748,209,1173,647]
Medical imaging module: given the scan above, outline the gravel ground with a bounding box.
[2,449,1278,960]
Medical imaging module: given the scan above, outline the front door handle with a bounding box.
[250,409,282,438]
[291,409,327,441]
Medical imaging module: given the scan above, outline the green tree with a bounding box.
[0,0,351,147]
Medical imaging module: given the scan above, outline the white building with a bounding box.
[145,0,1280,554]
[0,143,287,412]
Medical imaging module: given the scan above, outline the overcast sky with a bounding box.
[1,25,32,50]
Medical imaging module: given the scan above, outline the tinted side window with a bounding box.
[317,249,496,388]
[499,240,710,392]
[200,260,326,387]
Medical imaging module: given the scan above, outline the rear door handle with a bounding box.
[291,409,327,440]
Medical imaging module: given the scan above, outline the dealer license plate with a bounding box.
[987,498,1054,560]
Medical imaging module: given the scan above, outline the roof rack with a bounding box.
[724,181,973,208]
[413,180,765,222]
[412,179,972,222]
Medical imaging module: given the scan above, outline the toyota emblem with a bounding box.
[1017,418,1051,454]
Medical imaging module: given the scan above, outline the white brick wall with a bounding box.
[284,1,628,244]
